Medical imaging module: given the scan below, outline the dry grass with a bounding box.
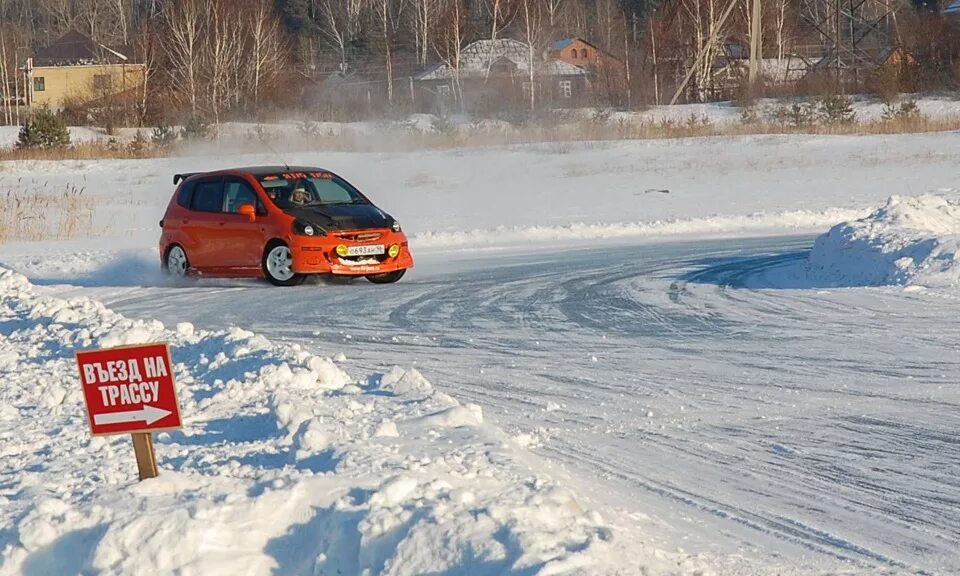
[0,113,958,160]
[0,143,163,162]
[0,181,94,242]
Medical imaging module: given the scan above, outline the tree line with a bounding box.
[0,0,957,125]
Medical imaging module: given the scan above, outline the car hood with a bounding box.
[284,203,393,231]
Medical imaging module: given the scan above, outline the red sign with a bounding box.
[76,343,183,436]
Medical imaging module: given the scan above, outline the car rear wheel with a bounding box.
[263,243,305,286]
[165,246,189,277]
[366,269,406,284]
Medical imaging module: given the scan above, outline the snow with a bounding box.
[0,266,723,576]
[4,94,960,151]
[5,131,960,253]
[2,129,960,574]
[805,193,960,288]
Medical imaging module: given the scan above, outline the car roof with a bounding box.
[175,166,332,185]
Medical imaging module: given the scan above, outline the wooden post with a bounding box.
[131,432,159,480]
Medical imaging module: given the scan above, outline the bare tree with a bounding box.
[771,0,796,64]
[680,0,735,101]
[319,0,367,72]
[0,26,10,125]
[371,0,400,105]
[544,0,563,27]
[482,0,516,80]
[436,0,467,109]
[519,0,544,111]
[38,0,77,36]
[411,0,439,67]
[595,0,619,52]
[133,20,159,125]
[161,0,206,115]
[112,0,129,45]
[204,0,244,128]
[247,0,285,114]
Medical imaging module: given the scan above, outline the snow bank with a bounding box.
[413,207,868,248]
[806,194,960,288]
[0,268,712,575]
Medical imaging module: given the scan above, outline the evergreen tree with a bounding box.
[277,0,318,34]
[17,108,71,149]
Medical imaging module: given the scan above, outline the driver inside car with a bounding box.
[290,185,311,206]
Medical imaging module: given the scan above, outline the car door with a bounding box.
[219,177,266,269]
[181,177,225,269]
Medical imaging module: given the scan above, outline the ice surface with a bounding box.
[0,267,727,576]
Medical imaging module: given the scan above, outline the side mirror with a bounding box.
[237,203,256,222]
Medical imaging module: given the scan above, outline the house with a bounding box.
[24,31,145,108]
[414,38,589,112]
[714,56,815,86]
[548,38,624,72]
[548,38,627,105]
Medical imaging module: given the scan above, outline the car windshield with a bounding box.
[258,171,368,209]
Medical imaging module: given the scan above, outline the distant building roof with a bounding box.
[416,38,587,81]
[715,55,819,83]
[34,30,132,66]
[551,37,606,54]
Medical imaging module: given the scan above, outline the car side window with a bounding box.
[190,179,224,213]
[176,180,196,208]
[223,180,263,214]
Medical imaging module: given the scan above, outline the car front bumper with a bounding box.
[289,230,414,276]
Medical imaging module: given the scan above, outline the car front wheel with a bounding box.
[263,243,305,286]
[165,245,189,277]
[366,269,406,284]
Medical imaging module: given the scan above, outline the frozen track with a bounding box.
[36,236,960,574]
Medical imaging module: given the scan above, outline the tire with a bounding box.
[365,269,406,284]
[165,245,190,277]
[262,242,305,286]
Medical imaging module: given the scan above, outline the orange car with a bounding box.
[159,166,413,286]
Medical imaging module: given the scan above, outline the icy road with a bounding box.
[32,235,960,574]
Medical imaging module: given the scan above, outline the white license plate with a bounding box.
[346,244,385,256]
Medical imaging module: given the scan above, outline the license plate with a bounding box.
[346,244,385,256]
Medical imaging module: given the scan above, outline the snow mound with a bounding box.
[0,267,710,575]
[807,194,960,288]
[417,403,484,428]
[376,366,434,396]
[412,207,867,248]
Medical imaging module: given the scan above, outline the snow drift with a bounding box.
[0,268,713,576]
[806,194,960,288]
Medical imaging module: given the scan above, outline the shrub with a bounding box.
[179,117,210,140]
[591,108,612,124]
[430,114,455,135]
[297,120,323,139]
[818,94,856,124]
[128,130,149,154]
[248,124,277,142]
[739,105,759,125]
[17,108,71,149]
[882,99,921,121]
[686,112,712,128]
[151,125,177,147]
[768,102,817,127]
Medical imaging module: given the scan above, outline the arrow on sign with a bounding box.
[93,405,172,426]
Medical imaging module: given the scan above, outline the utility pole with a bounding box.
[748,0,762,90]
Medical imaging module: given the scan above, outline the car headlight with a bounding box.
[391,221,401,232]
[293,219,324,236]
